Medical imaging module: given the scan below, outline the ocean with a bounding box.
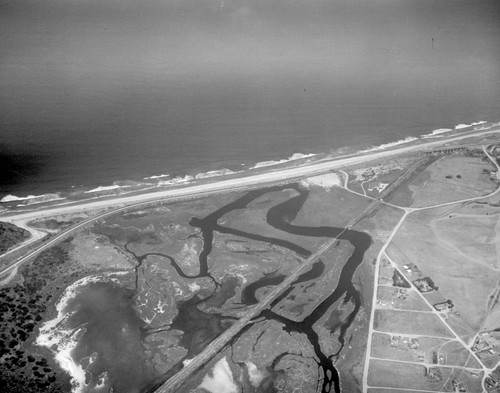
[1,71,498,204]
[2,0,499,205]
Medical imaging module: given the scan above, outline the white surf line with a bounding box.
[2,128,498,225]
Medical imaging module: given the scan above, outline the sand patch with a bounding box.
[199,357,238,393]
[301,173,342,190]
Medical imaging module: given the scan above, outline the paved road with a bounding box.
[3,129,497,276]
[0,202,140,277]
[2,127,498,226]
[156,236,341,392]
[156,196,382,392]
[0,128,497,391]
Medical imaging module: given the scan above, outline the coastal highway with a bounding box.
[1,126,499,226]
[155,155,422,392]
[156,194,384,392]
[0,127,497,390]
[0,127,498,278]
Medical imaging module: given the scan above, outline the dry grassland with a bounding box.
[377,286,432,311]
[410,156,496,207]
[295,185,371,228]
[388,209,499,330]
[482,303,500,332]
[433,213,498,269]
[368,390,430,393]
[374,309,454,337]
[446,368,484,392]
[378,257,397,286]
[368,359,452,391]
[370,332,450,363]
[440,340,481,368]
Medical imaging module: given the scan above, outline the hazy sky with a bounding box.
[1,0,499,194]
[1,0,499,140]
[2,0,499,84]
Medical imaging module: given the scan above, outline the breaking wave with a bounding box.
[195,168,240,179]
[421,128,453,138]
[2,118,497,206]
[455,120,487,130]
[0,193,64,204]
[361,136,419,153]
[85,185,131,193]
[154,169,239,186]
[157,175,194,187]
[250,153,316,169]
[36,272,128,393]
[143,174,170,180]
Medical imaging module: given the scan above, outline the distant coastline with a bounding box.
[1,119,497,211]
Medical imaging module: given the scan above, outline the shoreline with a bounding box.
[1,120,497,209]
[1,123,498,393]
[0,124,498,225]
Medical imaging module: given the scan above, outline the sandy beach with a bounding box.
[1,126,498,229]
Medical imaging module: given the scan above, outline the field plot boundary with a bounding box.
[363,145,500,393]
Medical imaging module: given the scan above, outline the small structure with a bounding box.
[425,366,442,382]
[434,300,454,312]
[413,277,438,293]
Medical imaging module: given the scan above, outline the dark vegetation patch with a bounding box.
[93,223,160,244]
[384,157,436,207]
[0,222,30,254]
[392,270,411,288]
[0,237,81,392]
[31,218,80,232]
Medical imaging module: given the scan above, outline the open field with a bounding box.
[368,390,437,393]
[371,332,451,363]
[295,183,371,228]
[387,207,499,331]
[377,286,432,311]
[368,359,452,391]
[386,153,497,208]
[374,309,454,337]
[433,212,499,270]
[410,155,496,207]
[440,340,481,368]
[371,332,481,369]
[386,154,497,208]
[482,301,500,332]
[1,130,499,393]
[369,371,484,393]
[378,256,404,286]
[444,368,485,392]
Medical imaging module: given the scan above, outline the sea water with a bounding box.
[1,73,497,201]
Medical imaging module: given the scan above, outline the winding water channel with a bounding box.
[148,184,372,393]
[77,184,371,393]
